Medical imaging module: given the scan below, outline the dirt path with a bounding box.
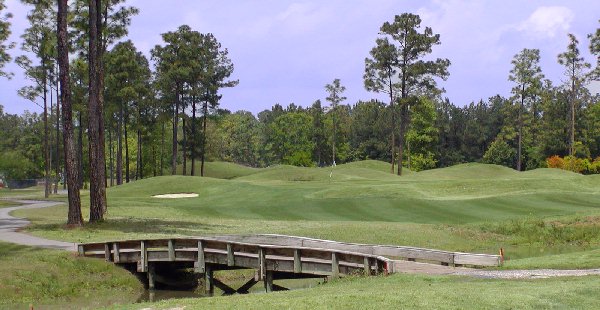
[0,199,76,251]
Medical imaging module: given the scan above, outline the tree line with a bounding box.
[0,2,599,225]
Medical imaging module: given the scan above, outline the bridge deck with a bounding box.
[78,235,501,293]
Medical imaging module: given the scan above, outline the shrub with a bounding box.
[546,155,564,169]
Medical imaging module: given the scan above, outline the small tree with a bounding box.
[365,13,450,175]
[325,79,346,165]
[508,48,544,171]
[558,34,591,156]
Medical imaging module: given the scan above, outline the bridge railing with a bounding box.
[208,234,503,267]
[78,237,393,278]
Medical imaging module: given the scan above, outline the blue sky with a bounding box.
[1,0,599,115]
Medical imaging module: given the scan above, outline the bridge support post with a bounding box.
[331,253,339,279]
[195,240,205,273]
[364,257,371,276]
[148,264,156,290]
[204,265,214,295]
[264,270,273,293]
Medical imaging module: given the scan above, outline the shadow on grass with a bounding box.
[31,217,233,236]
[0,242,45,258]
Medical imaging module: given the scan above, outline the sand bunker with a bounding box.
[152,193,199,199]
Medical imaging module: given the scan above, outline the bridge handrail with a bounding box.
[208,234,502,267]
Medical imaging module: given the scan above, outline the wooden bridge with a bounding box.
[78,234,502,294]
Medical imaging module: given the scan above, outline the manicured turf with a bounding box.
[0,242,141,309]
[13,161,600,262]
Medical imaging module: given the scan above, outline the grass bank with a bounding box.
[113,273,600,309]
[0,242,142,309]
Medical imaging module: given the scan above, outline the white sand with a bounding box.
[152,193,199,199]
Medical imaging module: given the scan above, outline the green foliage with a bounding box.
[0,0,13,78]
[0,150,37,179]
[270,112,315,167]
[483,138,516,167]
[589,20,600,79]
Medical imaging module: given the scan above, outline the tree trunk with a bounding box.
[201,100,208,177]
[160,120,165,176]
[88,0,108,222]
[191,99,196,176]
[137,127,142,179]
[332,105,336,165]
[388,75,395,174]
[58,0,83,226]
[43,56,50,199]
[125,107,130,183]
[78,110,84,189]
[570,64,576,156]
[117,107,123,185]
[517,86,524,171]
[182,114,187,175]
[397,104,409,176]
[172,89,179,175]
[55,75,60,194]
[108,120,114,186]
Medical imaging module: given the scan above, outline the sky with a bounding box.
[1,0,599,116]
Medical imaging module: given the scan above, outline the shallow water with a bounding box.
[137,277,324,303]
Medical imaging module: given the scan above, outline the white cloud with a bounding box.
[517,6,574,39]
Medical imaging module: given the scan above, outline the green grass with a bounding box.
[0,200,20,208]
[8,161,600,308]
[0,242,142,309]
[177,161,260,179]
[14,161,600,264]
[0,186,68,202]
[112,273,600,309]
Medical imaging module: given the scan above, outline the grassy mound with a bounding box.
[0,242,141,309]
[413,163,518,180]
[177,161,260,179]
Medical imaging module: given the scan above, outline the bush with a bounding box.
[546,155,564,169]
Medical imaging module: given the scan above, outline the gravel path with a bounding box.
[393,257,600,279]
[0,199,76,251]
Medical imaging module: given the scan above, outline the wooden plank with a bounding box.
[113,243,120,263]
[138,241,148,272]
[227,243,235,266]
[454,253,501,266]
[212,278,236,295]
[331,252,339,279]
[364,257,371,276]
[237,278,259,294]
[264,271,273,292]
[104,243,111,262]
[195,240,205,273]
[294,249,301,273]
[148,264,155,290]
[168,240,175,261]
[258,247,266,280]
[205,265,214,294]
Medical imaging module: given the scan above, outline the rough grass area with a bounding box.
[0,200,20,208]
[0,186,68,201]
[111,274,600,310]
[0,242,142,309]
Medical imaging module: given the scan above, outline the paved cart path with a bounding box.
[2,200,600,279]
[0,199,76,251]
